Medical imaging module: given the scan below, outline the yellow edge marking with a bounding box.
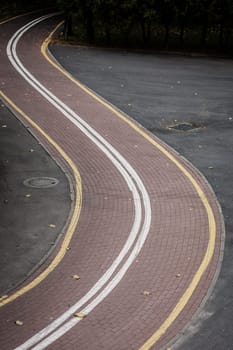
[0,10,43,25]
[42,22,217,349]
[0,15,21,25]
[0,90,82,307]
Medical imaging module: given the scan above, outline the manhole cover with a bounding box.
[167,122,199,132]
[23,177,59,188]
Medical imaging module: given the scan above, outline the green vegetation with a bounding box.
[57,0,233,53]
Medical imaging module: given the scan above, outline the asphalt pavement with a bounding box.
[50,44,233,349]
[0,99,71,295]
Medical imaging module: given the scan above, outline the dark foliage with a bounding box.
[0,0,57,18]
[56,0,233,52]
[1,0,232,52]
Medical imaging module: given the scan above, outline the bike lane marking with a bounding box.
[43,21,219,350]
[7,15,152,349]
[0,13,220,350]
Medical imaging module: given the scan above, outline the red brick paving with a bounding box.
[0,15,223,350]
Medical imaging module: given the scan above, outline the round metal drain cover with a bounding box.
[23,177,59,188]
[167,122,199,132]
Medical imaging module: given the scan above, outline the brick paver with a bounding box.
[0,14,223,350]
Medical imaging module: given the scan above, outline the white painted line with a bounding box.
[8,15,152,350]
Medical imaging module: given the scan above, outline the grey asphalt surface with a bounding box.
[50,44,233,349]
[0,100,71,295]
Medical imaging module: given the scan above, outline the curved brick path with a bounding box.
[0,14,223,350]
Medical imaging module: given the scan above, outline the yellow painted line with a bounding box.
[42,22,217,349]
[0,15,21,25]
[0,10,42,25]
[140,194,216,349]
[0,14,28,25]
[0,90,82,307]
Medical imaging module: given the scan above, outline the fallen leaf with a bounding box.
[74,313,86,319]
[176,273,181,278]
[25,194,31,198]
[143,290,151,296]
[49,224,56,228]
[0,295,8,301]
[2,125,7,128]
[72,274,80,280]
[15,320,23,326]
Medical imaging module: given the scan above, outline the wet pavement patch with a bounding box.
[167,122,201,132]
[23,177,59,188]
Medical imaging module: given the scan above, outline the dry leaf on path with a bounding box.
[72,274,80,280]
[74,313,86,319]
[15,320,23,326]
[49,224,56,228]
[143,290,151,296]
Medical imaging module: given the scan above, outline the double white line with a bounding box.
[7,14,152,349]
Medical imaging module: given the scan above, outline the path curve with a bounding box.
[0,13,223,350]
